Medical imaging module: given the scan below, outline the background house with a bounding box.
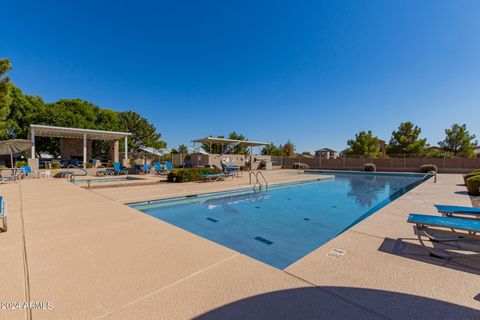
[315,148,338,159]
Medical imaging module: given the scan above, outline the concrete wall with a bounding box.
[274,156,480,173]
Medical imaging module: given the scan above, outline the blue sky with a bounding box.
[2,0,480,152]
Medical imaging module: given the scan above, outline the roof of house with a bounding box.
[315,148,337,152]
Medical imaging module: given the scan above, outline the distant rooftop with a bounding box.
[315,147,337,152]
[191,136,268,147]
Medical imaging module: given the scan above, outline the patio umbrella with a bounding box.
[0,139,33,168]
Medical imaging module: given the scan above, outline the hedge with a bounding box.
[466,175,480,196]
[364,163,376,172]
[463,171,480,184]
[167,168,221,182]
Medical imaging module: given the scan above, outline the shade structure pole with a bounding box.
[10,151,14,169]
[124,136,128,160]
[83,133,87,168]
[31,128,36,158]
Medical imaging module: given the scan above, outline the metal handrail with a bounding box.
[248,171,268,190]
[423,170,437,183]
[69,165,88,182]
[256,171,268,189]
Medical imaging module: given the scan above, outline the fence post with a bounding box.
[404,153,406,169]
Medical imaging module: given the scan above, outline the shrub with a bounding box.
[50,162,61,169]
[86,162,94,169]
[471,169,480,174]
[364,163,376,172]
[15,161,28,167]
[463,171,480,184]
[167,168,221,182]
[420,164,438,173]
[292,162,309,169]
[466,175,480,195]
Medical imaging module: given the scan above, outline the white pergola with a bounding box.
[191,136,269,154]
[29,124,131,168]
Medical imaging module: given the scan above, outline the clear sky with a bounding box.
[2,0,479,152]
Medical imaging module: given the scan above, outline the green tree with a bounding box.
[261,143,284,156]
[0,59,13,138]
[301,151,312,156]
[118,111,166,152]
[177,144,188,154]
[387,122,427,155]
[346,130,381,158]
[283,140,296,157]
[438,124,477,157]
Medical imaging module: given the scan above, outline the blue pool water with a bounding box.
[130,172,427,269]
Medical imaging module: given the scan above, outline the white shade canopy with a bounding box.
[0,139,34,168]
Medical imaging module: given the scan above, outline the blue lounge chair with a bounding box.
[435,205,480,219]
[201,173,233,182]
[21,165,38,179]
[153,161,173,175]
[0,196,7,232]
[408,213,480,258]
[113,162,128,175]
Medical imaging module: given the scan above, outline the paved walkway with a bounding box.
[0,171,479,320]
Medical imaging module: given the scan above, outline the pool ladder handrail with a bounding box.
[69,165,88,183]
[249,171,268,190]
[423,170,437,183]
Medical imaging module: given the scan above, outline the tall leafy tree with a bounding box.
[118,111,166,152]
[4,85,46,139]
[0,59,13,138]
[261,143,284,156]
[346,130,382,157]
[387,122,427,155]
[283,140,296,157]
[439,124,477,157]
[177,144,188,154]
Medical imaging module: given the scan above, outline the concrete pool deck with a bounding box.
[0,170,479,319]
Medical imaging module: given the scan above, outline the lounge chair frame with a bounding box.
[409,214,480,259]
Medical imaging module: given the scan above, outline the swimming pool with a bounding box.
[130,172,428,269]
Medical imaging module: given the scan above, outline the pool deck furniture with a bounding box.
[407,213,480,259]
[96,168,114,176]
[0,196,6,231]
[201,173,234,182]
[435,204,480,219]
[153,161,173,175]
[0,168,20,183]
[113,162,128,175]
[20,165,39,179]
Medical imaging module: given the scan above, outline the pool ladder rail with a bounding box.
[249,171,268,191]
[423,171,437,183]
[69,165,88,183]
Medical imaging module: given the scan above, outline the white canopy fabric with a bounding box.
[139,146,171,156]
[187,146,209,155]
[0,139,34,168]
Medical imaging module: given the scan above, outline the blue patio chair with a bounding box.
[164,161,173,171]
[0,196,7,232]
[434,204,480,219]
[407,213,480,259]
[113,162,128,175]
[21,165,38,179]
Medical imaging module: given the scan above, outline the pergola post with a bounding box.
[124,136,128,160]
[31,127,36,158]
[83,133,87,168]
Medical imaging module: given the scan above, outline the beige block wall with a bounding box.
[60,138,92,160]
